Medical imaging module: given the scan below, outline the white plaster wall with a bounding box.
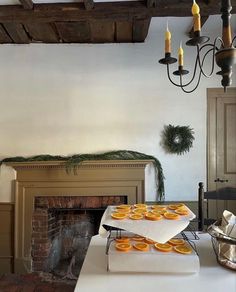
[0,15,235,202]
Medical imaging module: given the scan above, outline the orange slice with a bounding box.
[116,204,131,209]
[115,243,132,252]
[174,245,192,254]
[144,238,156,244]
[163,212,180,220]
[133,242,149,252]
[115,208,131,214]
[131,236,145,242]
[115,237,130,243]
[154,243,172,252]
[133,208,148,215]
[168,238,185,246]
[129,213,143,220]
[145,212,162,221]
[151,209,165,216]
[151,205,167,211]
[111,212,127,220]
[168,203,185,210]
[134,204,147,209]
[175,208,189,215]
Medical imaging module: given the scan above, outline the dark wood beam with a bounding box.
[133,17,151,42]
[3,23,30,43]
[84,0,94,11]
[25,22,59,42]
[0,24,12,43]
[0,1,235,23]
[19,0,34,10]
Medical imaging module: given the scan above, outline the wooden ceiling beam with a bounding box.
[0,1,235,23]
[19,0,34,10]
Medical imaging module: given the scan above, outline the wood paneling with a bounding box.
[0,203,14,274]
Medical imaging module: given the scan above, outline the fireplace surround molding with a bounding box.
[6,159,152,273]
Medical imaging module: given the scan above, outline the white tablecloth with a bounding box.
[75,233,236,292]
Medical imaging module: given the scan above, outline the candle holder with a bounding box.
[186,31,210,47]
[159,53,177,65]
[173,66,189,76]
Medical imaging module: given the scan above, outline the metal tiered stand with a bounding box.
[104,223,200,256]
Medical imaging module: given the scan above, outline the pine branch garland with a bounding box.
[1,150,165,201]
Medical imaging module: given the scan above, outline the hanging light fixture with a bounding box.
[159,0,236,93]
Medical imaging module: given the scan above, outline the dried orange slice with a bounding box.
[163,212,180,220]
[129,213,143,220]
[116,204,131,209]
[111,212,127,220]
[168,203,185,210]
[115,208,130,214]
[131,236,145,242]
[168,238,185,246]
[175,208,189,215]
[133,208,147,215]
[145,212,162,221]
[115,243,132,252]
[144,238,156,244]
[174,245,192,254]
[133,242,149,252]
[115,237,130,243]
[151,209,165,216]
[154,243,172,252]
[151,205,167,211]
[134,204,147,209]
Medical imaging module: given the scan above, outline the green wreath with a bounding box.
[162,124,194,155]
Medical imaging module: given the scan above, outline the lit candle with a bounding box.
[165,22,171,53]
[178,42,184,66]
[192,0,201,32]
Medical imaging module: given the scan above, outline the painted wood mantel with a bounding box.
[6,159,152,272]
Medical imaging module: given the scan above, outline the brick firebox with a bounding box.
[6,160,151,273]
[31,195,126,272]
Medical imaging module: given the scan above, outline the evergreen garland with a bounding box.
[1,150,165,201]
[162,124,195,155]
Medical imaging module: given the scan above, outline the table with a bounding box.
[75,233,236,292]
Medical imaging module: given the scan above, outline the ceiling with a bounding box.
[0,0,235,44]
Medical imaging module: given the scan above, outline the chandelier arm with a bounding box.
[167,59,199,88]
[167,64,184,87]
[179,63,203,94]
[231,35,236,46]
[196,37,223,78]
[197,47,215,78]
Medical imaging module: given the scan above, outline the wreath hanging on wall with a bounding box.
[162,124,195,155]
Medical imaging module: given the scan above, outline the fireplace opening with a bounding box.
[31,195,127,278]
[46,208,104,279]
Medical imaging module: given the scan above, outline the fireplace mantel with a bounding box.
[8,160,152,273]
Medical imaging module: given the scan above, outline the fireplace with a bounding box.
[32,195,126,277]
[7,160,151,273]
